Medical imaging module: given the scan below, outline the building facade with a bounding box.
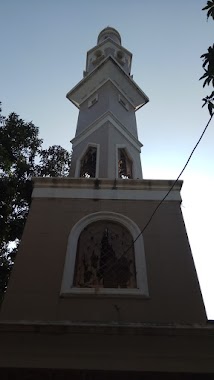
[0,27,213,379]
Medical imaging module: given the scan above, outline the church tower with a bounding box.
[0,28,213,378]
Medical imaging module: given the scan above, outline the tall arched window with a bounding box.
[60,212,148,297]
[74,221,136,289]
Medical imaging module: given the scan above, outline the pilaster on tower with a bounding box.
[67,27,149,179]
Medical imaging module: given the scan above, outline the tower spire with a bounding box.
[67,28,149,179]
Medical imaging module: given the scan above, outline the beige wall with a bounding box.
[1,190,206,324]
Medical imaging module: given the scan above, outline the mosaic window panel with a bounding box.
[74,221,136,289]
[118,148,132,179]
[80,146,97,178]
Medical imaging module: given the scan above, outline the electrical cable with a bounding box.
[131,113,213,246]
[100,114,213,275]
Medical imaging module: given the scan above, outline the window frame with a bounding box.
[60,211,149,298]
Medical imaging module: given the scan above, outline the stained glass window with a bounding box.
[74,221,136,288]
[118,148,132,179]
[80,146,97,178]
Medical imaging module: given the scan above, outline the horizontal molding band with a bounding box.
[0,321,213,336]
[32,187,181,201]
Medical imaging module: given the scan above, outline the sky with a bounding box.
[1,0,214,319]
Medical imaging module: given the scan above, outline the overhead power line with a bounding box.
[132,113,213,246]
[100,114,213,276]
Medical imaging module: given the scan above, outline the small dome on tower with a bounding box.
[97,27,121,45]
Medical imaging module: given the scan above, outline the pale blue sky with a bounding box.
[1,0,214,318]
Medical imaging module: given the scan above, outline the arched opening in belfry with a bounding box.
[80,146,97,178]
[118,148,132,179]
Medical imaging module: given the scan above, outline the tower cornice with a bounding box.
[66,56,149,110]
[32,177,183,202]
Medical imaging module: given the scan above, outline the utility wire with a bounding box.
[131,113,213,246]
[99,114,213,275]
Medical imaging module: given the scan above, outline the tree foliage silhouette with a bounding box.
[0,103,71,302]
[200,1,214,115]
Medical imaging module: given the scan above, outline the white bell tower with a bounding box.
[67,27,149,179]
